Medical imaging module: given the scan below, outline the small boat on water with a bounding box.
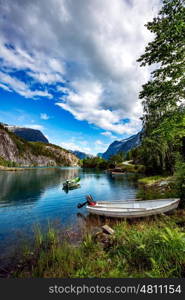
[63,177,80,190]
[78,197,180,218]
[111,171,125,176]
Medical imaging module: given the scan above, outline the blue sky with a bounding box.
[0,0,161,155]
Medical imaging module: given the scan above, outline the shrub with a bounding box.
[175,159,185,207]
[0,156,19,167]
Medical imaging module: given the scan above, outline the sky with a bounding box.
[0,0,161,155]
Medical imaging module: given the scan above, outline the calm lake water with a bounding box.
[0,167,138,264]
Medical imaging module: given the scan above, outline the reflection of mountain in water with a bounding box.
[60,168,80,181]
[107,173,139,188]
[0,168,80,206]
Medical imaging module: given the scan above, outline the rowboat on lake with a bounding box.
[78,197,180,218]
[63,177,80,190]
[111,171,125,176]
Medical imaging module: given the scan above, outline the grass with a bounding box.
[138,175,173,185]
[136,175,178,200]
[6,212,185,278]
[136,163,185,207]
[116,163,145,173]
[136,188,178,200]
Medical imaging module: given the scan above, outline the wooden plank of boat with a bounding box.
[86,198,180,218]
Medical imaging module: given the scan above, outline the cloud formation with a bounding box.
[60,138,109,155]
[23,124,44,130]
[101,131,117,139]
[40,113,50,120]
[0,0,161,134]
[60,140,91,154]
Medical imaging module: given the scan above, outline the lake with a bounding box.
[0,167,138,265]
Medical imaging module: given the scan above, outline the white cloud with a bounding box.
[40,113,50,120]
[60,137,109,155]
[95,140,103,145]
[0,82,12,92]
[57,86,70,94]
[57,98,142,134]
[60,141,91,154]
[0,71,53,99]
[0,36,65,84]
[0,0,161,132]
[23,124,44,130]
[28,72,62,84]
[101,131,117,139]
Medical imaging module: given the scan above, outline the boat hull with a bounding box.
[86,199,180,218]
[63,183,80,189]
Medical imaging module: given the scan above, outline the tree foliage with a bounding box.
[175,155,185,205]
[137,0,185,174]
[82,157,111,169]
[109,152,125,164]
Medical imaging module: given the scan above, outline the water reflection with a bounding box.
[0,168,137,262]
[63,184,81,194]
[0,167,80,207]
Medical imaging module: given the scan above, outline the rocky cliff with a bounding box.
[102,132,141,159]
[0,124,79,167]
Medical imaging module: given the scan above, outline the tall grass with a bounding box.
[138,176,171,185]
[11,215,185,278]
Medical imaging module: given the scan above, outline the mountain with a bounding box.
[71,150,93,159]
[0,124,79,167]
[102,132,141,159]
[4,125,49,143]
[97,153,103,158]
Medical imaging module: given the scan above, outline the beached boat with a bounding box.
[86,198,180,218]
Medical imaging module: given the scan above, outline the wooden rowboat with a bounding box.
[86,198,180,218]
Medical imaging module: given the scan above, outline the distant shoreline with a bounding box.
[0,166,60,171]
[0,165,80,171]
[0,165,32,171]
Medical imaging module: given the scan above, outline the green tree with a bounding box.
[109,152,125,164]
[82,157,109,169]
[138,0,185,174]
[175,155,185,205]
